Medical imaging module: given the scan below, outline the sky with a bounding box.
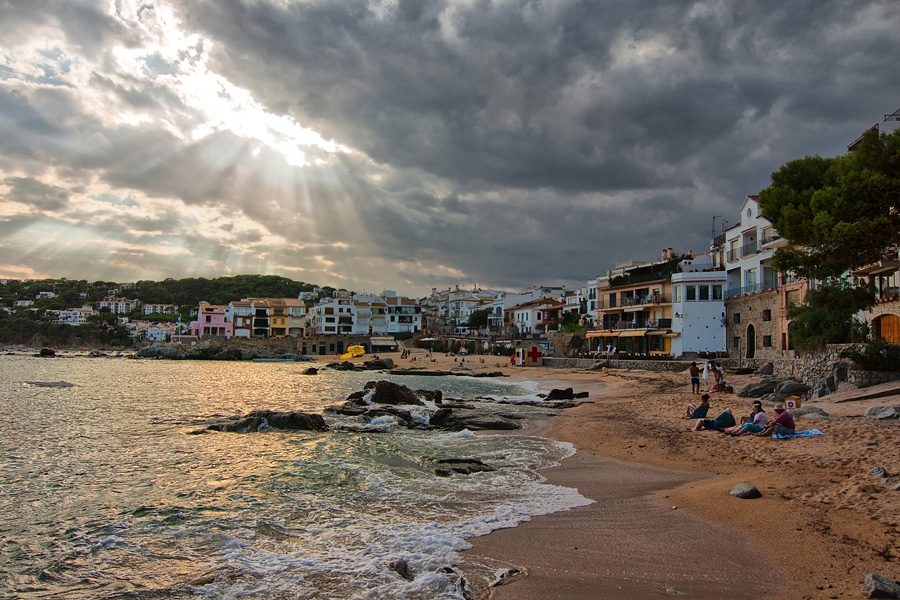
[1,0,899,298]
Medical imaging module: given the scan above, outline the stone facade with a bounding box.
[725,289,782,361]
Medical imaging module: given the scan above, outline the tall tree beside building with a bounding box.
[758,129,900,280]
[757,128,900,348]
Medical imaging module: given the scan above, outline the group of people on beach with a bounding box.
[683,393,795,437]
[689,360,727,394]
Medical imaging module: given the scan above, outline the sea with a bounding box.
[0,353,592,600]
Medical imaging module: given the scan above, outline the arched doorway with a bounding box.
[875,314,900,343]
[746,324,756,359]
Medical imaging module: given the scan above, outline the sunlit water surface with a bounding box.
[0,355,590,599]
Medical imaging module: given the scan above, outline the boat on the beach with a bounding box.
[339,345,365,359]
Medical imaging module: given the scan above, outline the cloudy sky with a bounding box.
[1,0,898,297]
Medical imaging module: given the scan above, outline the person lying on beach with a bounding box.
[724,403,768,435]
[682,394,711,419]
[756,403,795,437]
[691,408,735,432]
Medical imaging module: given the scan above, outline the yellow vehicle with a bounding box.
[340,345,366,360]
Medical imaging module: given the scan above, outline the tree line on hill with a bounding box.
[0,275,336,347]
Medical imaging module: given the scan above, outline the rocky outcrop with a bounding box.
[371,380,425,406]
[866,405,900,420]
[363,358,395,370]
[207,410,329,433]
[737,378,779,398]
[434,458,496,477]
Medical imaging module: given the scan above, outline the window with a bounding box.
[608,293,617,308]
[786,289,801,307]
[733,313,741,324]
[763,335,772,347]
[712,285,723,300]
[686,286,696,301]
[762,309,772,322]
[673,286,681,302]
[699,286,710,301]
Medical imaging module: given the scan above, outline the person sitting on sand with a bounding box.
[724,403,768,435]
[756,403,795,437]
[691,408,736,432]
[682,393,711,419]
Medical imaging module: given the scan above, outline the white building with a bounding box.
[306,296,357,335]
[142,303,176,315]
[98,296,142,314]
[670,266,727,357]
[724,196,782,299]
[55,305,98,326]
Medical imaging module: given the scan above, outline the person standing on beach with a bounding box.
[689,362,701,394]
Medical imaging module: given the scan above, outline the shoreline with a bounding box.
[450,361,900,600]
[336,350,900,600]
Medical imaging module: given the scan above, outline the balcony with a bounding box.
[724,280,779,299]
[740,241,759,258]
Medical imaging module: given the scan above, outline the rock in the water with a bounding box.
[864,573,900,599]
[387,558,413,581]
[371,380,424,406]
[434,458,496,477]
[547,388,575,400]
[302,367,318,375]
[39,347,56,357]
[209,410,328,433]
[429,407,453,427]
[729,483,762,499]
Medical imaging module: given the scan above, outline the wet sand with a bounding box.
[325,351,900,599]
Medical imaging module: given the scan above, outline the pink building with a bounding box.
[190,302,233,338]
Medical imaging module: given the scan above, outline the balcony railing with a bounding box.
[760,233,782,246]
[740,241,759,258]
[724,280,779,299]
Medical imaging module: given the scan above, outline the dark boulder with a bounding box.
[371,380,424,406]
[416,389,443,404]
[429,407,453,427]
[546,388,575,400]
[364,358,395,370]
[435,412,521,431]
[729,483,762,499]
[864,573,900,598]
[302,367,318,375]
[39,347,56,357]
[867,405,900,420]
[773,379,810,400]
[755,362,774,375]
[209,410,328,433]
[737,378,779,398]
[434,458,497,477]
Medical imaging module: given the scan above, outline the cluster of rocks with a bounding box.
[328,380,522,432]
[737,377,810,404]
[865,573,900,599]
[197,410,329,434]
[326,358,395,371]
[136,341,317,361]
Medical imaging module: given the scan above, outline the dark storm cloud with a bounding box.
[2,0,899,294]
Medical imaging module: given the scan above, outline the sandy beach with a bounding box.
[331,349,900,599]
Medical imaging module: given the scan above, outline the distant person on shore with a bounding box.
[713,361,725,391]
[756,403,795,436]
[689,362,701,394]
[510,355,515,367]
[682,394,711,419]
[724,403,768,435]
[691,407,735,432]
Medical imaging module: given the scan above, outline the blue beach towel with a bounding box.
[773,429,824,439]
